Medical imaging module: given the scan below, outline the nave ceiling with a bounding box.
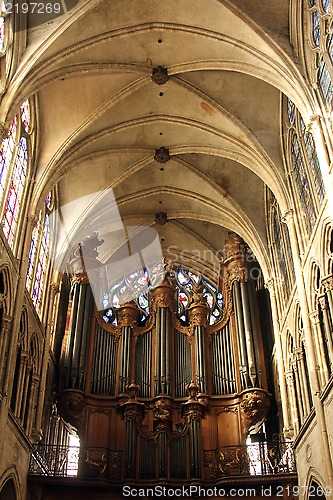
[2,0,315,282]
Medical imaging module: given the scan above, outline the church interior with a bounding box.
[1,0,333,498]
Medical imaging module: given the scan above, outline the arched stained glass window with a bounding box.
[0,117,17,203]
[1,100,32,251]
[102,265,224,326]
[2,137,28,246]
[267,190,296,305]
[307,1,333,109]
[301,118,326,203]
[290,131,317,233]
[26,211,42,290]
[26,195,52,315]
[285,98,325,237]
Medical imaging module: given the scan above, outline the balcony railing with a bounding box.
[204,442,296,479]
[29,445,122,480]
[29,441,296,481]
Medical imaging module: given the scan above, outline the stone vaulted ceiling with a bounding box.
[3,0,315,281]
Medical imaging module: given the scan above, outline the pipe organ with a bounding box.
[57,232,271,482]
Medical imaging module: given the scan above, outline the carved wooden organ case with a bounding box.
[57,233,271,482]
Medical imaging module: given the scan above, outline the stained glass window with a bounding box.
[102,265,224,326]
[26,211,42,290]
[291,131,317,233]
[32,214,50,313]
[318,58,333,107]
[26,195,52,315]
[1,100,32,251]
[2,138,28,246]
[0,117,17,204]
[269,192,295,302]
[308,1,333,110]
[287,100,295,124]
[322,0,330,12]
[20,100,31,133]
[286,99,325,237]
[312,10,321,46]
[301,120,326,203]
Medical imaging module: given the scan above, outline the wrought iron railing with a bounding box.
[29,442,296,481]
[204,442,296,479]
[29,445,122,480]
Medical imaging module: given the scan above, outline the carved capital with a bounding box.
[240,389,270,434]
[0,292,6,308]
[150,282,176,310]
[306,114,321,134]
[118,303,139,327]
[309,310,320,325]
[188,303,208,328]
[0,122,8,140]
[58,391,86,431]
[281,209,294,225]
[322,275,333,293]
[318,294,328,311]
[152,397,172,423]
[50,282,60,295]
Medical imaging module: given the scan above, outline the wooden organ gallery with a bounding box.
[53,232,282,484]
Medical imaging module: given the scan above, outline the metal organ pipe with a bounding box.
[194,325,207,394]
[247,282,263,388]
[119,326,131,394]
[155,307,171,396]
[240,281,257,387]
[63,283,93,390]
[233,281,249,389]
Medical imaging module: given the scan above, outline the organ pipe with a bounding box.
[233,281,248,389]
[240,281,257,387]
[155,307,172,396]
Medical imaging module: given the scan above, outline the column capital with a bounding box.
[318,294,328,310]
[309,310,320,325]
[322,274,333,292]
[306,114,321,134]
[281,209,294,225]
[0,292,6,308]
[50,282,60,295]
[0,122,8,141]
[264,277,276,293]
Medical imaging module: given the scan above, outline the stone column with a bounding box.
[34,283,60,438]
[309,310,329,387]
[14,351,28,419]
[307,115,333,212]
[26,374,40,437]
[318,295,333,371]
[285,370,299,435]
[0,315,12,392]
[265,278,292,437]
[282,209,333,484]
[295,346,311,416]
